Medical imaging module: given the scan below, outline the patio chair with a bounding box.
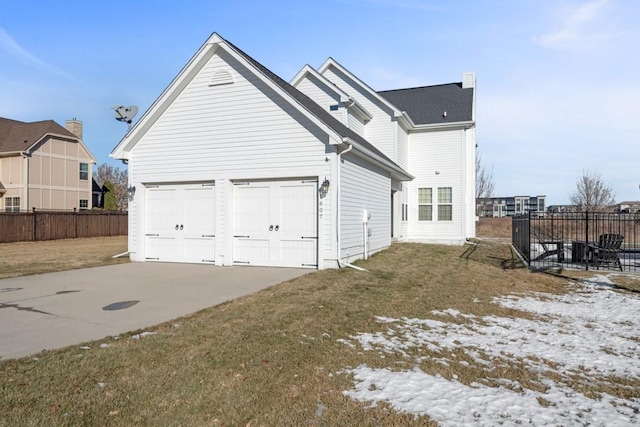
[533,229,564,262]
[588,233,624,271]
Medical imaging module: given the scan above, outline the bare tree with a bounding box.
[570,170,615,211]
[476,149,495,199]
[93,163,128,210]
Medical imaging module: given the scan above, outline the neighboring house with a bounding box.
[110,33,476,269]
[92,178,109,209]
[477,195,546,218]
[616,201,640,214]
[0,117,97,212]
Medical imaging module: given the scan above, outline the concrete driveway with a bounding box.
[0,263,308,360]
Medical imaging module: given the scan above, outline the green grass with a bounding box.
[1,241,637,426]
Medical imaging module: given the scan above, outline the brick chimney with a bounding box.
[65,118,83,140]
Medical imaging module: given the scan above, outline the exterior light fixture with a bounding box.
[127,185,136,199]
[319,178,330,198]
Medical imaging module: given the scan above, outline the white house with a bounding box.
[110,33,476,269]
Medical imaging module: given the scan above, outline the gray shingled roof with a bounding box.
[0,117,77,153]
[222,38,404,169]
[378,84,473,125]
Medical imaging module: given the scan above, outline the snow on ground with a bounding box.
[339,274,640,426]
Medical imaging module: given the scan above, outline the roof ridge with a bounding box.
[378,82,463,93]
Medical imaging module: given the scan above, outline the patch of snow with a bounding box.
[340,276,640,425]
[131,331,155,340]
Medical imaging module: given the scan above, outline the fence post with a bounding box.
[32,207,36,241]
[585,211,589,271]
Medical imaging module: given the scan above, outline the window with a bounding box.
[5,197,20,212]
[79,163,88,180]
[438,187,452,221]
[418,188,432,221]
[79,199,88,210]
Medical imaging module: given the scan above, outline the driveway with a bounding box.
[0,263,308,359]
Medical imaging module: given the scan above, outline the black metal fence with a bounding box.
[512,212,640,272]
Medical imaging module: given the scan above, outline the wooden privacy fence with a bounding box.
[0,211,128,243]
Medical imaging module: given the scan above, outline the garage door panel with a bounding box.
[233,239,270,265]
[182,237,216,263]
[278,239,317,267]
[233,179,317,268]
[145,183,215,264]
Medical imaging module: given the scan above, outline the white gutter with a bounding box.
[410,120,475,132]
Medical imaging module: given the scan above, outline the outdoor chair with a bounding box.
[533,228,564,262]
[588,233,624,271]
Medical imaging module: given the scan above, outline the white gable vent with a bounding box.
[209,69,234,86]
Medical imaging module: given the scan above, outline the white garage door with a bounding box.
[145,183,215,264]
[233,179,317,268]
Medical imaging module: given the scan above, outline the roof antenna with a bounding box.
[111,105,139,131]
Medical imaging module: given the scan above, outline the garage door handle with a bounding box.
[175,224,179,230]
[269,225,274,231]
[180,224,184,230]
[275,225,279,231]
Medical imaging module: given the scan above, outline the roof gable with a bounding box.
[290,64,373,122]
[0,117,78,153]
[378,84,474,125]
[111,33,412,181]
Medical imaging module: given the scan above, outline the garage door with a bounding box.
[145,183,215,263]
[233,179,317,268]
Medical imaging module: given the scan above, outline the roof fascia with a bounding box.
[318,58,403,118]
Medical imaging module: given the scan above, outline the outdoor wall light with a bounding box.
[127,185,136,198]
[319,178,330,198]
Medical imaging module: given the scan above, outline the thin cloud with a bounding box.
[535,0,624,49]
[0,26,72,78]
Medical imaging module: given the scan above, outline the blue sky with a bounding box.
[1,0,638,204]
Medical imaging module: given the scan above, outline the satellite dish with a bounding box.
[112,105,139,130]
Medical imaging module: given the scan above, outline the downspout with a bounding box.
[335,143,367,271]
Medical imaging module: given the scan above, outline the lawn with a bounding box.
[0,236,128,279]
[1,239,638,425]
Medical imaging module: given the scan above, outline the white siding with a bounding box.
[321,66,398,162]
[340,153,391,262]
[295,74,343,122]
[128,49,331,265]
[464,127,476,238]
[347,113,365,136]
[406,129,466,243]
[396,126,409,171]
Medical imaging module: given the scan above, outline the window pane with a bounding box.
[418,205,432,221]
[5,197,20,212]
[79,199,88,209]
[438,205,452,221]
[79,163,88,180]
[418,188,432,204]
[438,187,452,203]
